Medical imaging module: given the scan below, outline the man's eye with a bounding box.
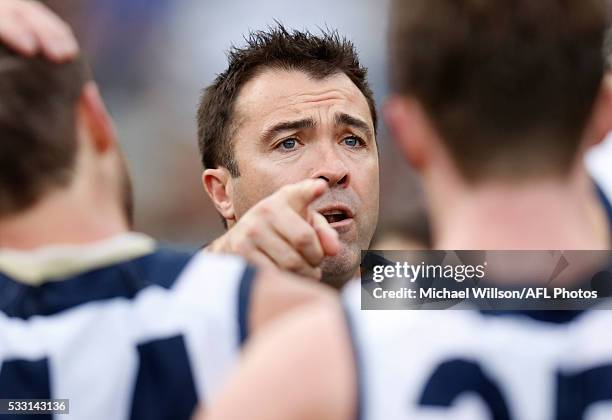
[279,138,298,150]
[342,136,364,148]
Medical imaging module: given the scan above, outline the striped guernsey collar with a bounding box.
[0,232,156,286]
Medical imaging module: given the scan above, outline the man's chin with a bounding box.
[320,246,361,289]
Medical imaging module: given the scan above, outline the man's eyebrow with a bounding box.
[335,112,373,138]
[260,118,317,144]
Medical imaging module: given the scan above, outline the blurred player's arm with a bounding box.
[199,301,356,420]
[247,265,336,336]
[0,0,77,61]
[206,179,341,280]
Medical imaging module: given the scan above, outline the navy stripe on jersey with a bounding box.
[479,310,586,324]
[0,248,195,320]
[419,359,513,420]
[342,302,364,420]
[0,359,51,420]
[130,335,198,420]
[556,364,612,420]
[237,265,257,345]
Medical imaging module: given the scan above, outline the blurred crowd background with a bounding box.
[44,0,612,247]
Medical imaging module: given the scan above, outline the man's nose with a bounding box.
[311,147,350,188]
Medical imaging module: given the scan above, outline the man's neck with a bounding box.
[0,189,128,251]
[432,177,607,250]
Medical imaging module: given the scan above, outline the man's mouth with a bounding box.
[318,205,354,226]
[321,210,349,224]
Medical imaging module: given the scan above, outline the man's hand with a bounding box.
[0,0,78,61]
[207,179,341,280]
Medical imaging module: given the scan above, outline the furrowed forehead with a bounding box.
[231,68,373,132]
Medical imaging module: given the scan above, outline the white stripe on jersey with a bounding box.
[343,280,612,420]
[0,251,247,419]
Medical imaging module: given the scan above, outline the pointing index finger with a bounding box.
[281,179,328,215]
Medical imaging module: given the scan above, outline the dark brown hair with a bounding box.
[0,46,88,217]
[389,0,606,182]
[197,24,377,176]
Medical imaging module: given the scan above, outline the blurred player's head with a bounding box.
[0,46,133,239]
[371,211,432,251]
[198,24,379,283]
[385,0,611,247]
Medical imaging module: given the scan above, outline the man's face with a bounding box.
[229,69,379,284]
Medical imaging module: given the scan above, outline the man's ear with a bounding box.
[203,168,236,222]
[383,95,431,172]
[78,81,117,153]
[587,73,612,147]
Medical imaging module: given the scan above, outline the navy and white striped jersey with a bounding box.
[343,280,612,420]
[0,233,255,419]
